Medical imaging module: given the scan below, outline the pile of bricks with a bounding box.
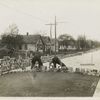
[0,56,31,75]
[67,66,100,77]
[0,55,100,77]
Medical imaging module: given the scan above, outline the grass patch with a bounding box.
[0,72,99,97]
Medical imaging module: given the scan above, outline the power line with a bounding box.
[46,17,68,55]
[54,16,68,55]
[45,23,55,38]
[46,16,69,55]
[0,1,48,23]
[45,21,68,38]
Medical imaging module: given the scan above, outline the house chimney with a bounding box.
[27,32,29,36]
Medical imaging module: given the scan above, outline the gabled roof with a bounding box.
[22,34,59,46]
[41,36,51,45]
[23,34,51,45]
[23,34,41,44]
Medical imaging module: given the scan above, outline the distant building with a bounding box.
[21,33,59,53]
[58,39,76,51]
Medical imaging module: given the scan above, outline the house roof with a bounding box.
[23,34,51,45]
[41,36,51,45]
[23,34,59,46]
[23,34,41,44]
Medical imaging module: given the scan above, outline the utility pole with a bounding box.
[45,23,55,55]
[45,23,55,38]
[55,16,57,55]
[46,16,68,56]
[54,16,68,55]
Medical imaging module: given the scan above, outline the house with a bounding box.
[58,38,76,51]
[22,33,59,54]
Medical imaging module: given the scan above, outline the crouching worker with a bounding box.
[49,56,68,72]
[31,53,43,71]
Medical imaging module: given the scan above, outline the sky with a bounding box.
[0,0,100,40]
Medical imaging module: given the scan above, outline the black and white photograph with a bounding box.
[0,0,100,98]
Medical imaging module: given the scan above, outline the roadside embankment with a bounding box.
[42,48,100,63]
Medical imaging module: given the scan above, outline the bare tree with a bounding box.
[1,24,23,50]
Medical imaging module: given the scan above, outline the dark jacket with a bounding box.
[31,54,43,69]
[50,56,66,68]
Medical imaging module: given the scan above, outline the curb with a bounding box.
[93,79,100,97]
